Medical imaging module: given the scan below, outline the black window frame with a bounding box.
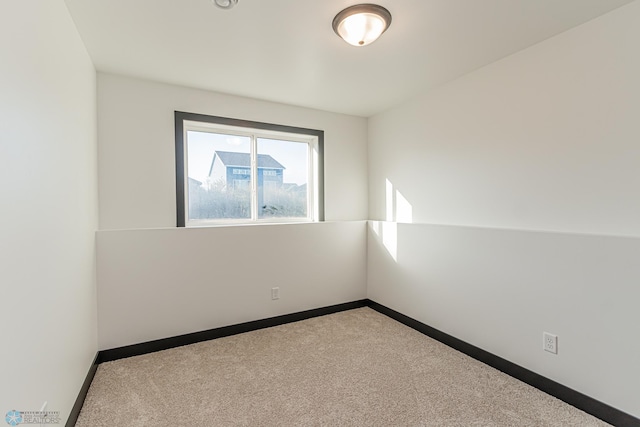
[174,111,325,227]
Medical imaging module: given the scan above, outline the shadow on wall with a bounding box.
[371,179,413,261]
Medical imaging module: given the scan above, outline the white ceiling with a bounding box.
[64,0,633,117]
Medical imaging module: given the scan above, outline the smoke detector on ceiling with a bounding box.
[212,0,238,9]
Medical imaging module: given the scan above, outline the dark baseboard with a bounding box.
[97,299,368,363]
[65,353,99,427]
[68,299,366,425]
[68,298,639,427]
[366,299,640,427]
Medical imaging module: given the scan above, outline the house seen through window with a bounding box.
[175,112,324,226]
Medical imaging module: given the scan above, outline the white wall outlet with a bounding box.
[543,332,558,354]
[271,287,280,300]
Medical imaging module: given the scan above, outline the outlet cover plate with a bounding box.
[543,332,558,354]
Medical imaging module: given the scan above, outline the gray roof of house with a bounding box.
[210,151,285,174]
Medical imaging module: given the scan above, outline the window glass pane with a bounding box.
[186,131,251,220]
[257,138,308,219]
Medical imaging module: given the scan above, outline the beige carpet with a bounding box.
[76,308,609,426]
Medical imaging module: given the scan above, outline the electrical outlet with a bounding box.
[271,287,280,300]
[543,332,558,354]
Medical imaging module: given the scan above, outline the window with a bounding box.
[233,179,250,190]
[175,112,324,226]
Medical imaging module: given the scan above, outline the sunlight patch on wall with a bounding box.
[369,220,397,262]
[378,178,414,262]
[385,178,413,224]
[381,221,398,261]
[396,190,413,223]
[386,178,394,222]
[371,219,381,237]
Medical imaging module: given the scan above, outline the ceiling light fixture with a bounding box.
[332,4,392,47]
[212,0,238,9]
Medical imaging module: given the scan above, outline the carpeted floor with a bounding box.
[76,308,609,426]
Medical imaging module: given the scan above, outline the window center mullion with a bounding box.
[250,135,258,220]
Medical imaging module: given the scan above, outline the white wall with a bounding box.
[368,1,640,418]
[97,73,368,230]
[368,223,640,416]
[369,2,640,237]
[0,1,98,424]
[95,73,369,351]
[97,222,367,349]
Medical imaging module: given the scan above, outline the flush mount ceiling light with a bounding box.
[212,0,238,9]
[332,3,392,47]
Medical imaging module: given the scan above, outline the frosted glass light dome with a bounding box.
[332,4,392,47]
